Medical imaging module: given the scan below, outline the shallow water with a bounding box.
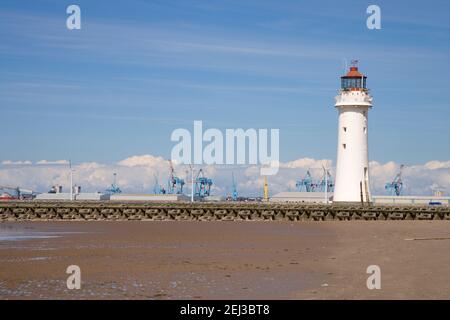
[0,232,61,241]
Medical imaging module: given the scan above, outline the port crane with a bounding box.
[194,169,212,198]
[105,173,122,194]
[231,172,238,201]
[296,170,316,192]
[167,160,185,194]
[385,165,404,196]
[316,166,335,192]
[153,174,166,194]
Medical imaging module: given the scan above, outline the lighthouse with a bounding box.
[333,61,373,203]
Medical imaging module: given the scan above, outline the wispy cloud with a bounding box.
[1,9,446,70]
[1,2,449,167]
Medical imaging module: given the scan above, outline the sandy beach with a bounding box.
[0,221,449,299]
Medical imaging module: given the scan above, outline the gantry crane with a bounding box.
[194,169,212,198]
[231,172,238,201]
[316,166,335,192]
[153,174,166,194]
[385,164,404,196]
[296,170,316,192]
[105,173,122,194]
[167,160,185,194]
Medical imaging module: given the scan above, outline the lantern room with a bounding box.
[341,62,367,91]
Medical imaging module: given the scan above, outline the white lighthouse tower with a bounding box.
[333,61,373,203]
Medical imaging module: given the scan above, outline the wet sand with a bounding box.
[0,221,449,299]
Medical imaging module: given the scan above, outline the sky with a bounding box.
[0,0,449,196]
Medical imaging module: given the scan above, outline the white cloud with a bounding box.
[118,155,166,167]
[36,160,69,165]
[282,157,331,169]
[2,160,32,165]
[369,161,450,196]
[0,155,449,197]
[424,160,450,170]
[77,162,103,170]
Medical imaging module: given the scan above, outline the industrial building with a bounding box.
[372,195,450,205]
[35,192,110,201]
[271,192,333,204]
[34,184,110,201]
[203,195,225,202]
[110,193,190,202]
[269,193,449,205]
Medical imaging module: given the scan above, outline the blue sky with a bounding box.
[1,0,449,166]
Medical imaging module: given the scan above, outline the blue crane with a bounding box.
[316,166,335,192]
[153,174,166,194]
[167,160,185,194]
[194,169,213,198]
[385,165,404,196]
[296,170,315,192]
[105,173,122,194]
[231,172,238,201]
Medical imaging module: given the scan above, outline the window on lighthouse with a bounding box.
[342,77,367,90]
